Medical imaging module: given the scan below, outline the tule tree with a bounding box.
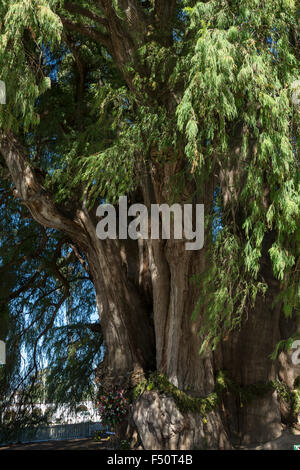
[0,0,299,449]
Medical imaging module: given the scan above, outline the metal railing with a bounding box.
[1,421,105,445]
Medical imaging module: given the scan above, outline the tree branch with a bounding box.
[63,1,108,27]
[101,0,150,36]
[32,292,68,372]
[1,264,44,304]
[155,0,177,21]
[70,243,90,276]
[0,131,89,248]
[60,16,111,49]
[154,0,177,45]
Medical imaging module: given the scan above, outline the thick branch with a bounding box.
[155,0,177,21]
[0,131,88,248]
[116,0,149,32]
[63,1,108,27]
[154,0,177,45]
[98,0,150,49]
[60,16,111,49]
[70,243,90,276]
[96,0,151,92]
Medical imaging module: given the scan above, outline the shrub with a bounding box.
[96,389,129,429]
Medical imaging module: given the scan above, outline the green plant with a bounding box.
[120,439,131,450]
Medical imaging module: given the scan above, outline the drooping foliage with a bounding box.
[0,175,102,438]
[182,1,300,349]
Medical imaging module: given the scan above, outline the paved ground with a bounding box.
[0,438,108,450]
[1,428,300,450]
[237,427,300,450]
[248,428,300,450]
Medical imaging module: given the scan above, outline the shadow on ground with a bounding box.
[238,428,300,450]
[0,438,108,450]
[1,427,300,450]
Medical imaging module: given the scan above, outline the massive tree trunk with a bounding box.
[128,162,231,450]
[216,280,283,446]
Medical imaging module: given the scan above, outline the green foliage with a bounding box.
[0,398,53,444]
[273,379,300,415]
[192,229,268,352]
[270,334,300,360]
[132,371,225,416]
[0,185,102,434]
[131,377,148,402]
[180,0,300,349]
[119,439,131,450]
[0,0,62,131]
[132,370,300,418]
